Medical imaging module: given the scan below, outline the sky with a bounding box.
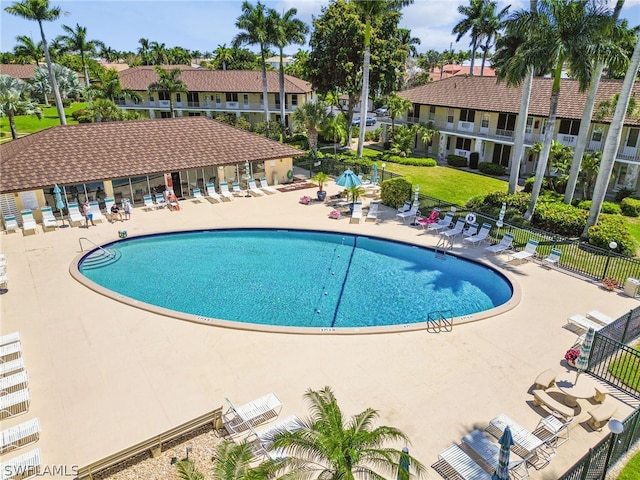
[1,0,639,58]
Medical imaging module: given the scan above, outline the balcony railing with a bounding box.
[118,101,296,112]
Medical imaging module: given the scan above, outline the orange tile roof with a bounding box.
[400,76,640,126]
[119,66,313,94]
[0,117,303,193]
[0,63,37,80]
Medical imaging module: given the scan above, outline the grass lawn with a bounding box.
[619,451,640,480]
[608,347,640,391]
[0,102,87,142]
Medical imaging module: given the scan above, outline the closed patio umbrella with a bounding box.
[372,164,379,185]
[492,426,514,480]
[575,327,595,377]
[335,169,362,188]
[53,184,69,228]
[397,447,410,480]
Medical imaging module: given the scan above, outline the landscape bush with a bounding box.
[587,216,636,256]
[380,153,437,167]
[577,200,622,215]
[621,197,640,217]
[531,202,589,237]
[365,128,382,142]
[447,154,468,167]
[380,177,412,208]
[478,162,506,176]
[523,176,535,193]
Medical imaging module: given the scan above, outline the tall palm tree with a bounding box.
[452,0,488,76]
[293,100,329,159]
[387,92,412,139]
[564,0,628,204]
[271,386,427,480]
[147,67,188,118]
[56,23,105,86]
[585,35,640,234]
[234,1,272,125]
[214,44,233,70]
[477,1,509,77]
[353,0,413,158]
[397,28,421,58]
[0,74,42,139]
[150,41,168,65]
[138,37,151,65]
[13,35,43,66]
[5,0,68,125]
[86,67,140,102]
[268,7,308,130]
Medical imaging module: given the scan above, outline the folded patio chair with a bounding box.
[350,202,363,224]
[509,239,539,263]
[154,193,167,208]
[462,429,529,479]
[532,415,572,448]
[542,248,561,267]
[259,177,278,194]
[0,417,40,454]
[427,212,454,232]
[191,188,205,202]
[222,392,283,435]
[232,182,245,197]
[142,195,156,211]
[248,180,265,196]
[3,216,19,234]
[433,444,492,480]
[67,203,84,226]
[416,209,440,229]
[366,201,380,222]
[0,448,41,479]
[219,182,234,201]
[89,201,105,223]
[20,211,37,236]
[205,183,223,203]
[464,223,492,246]
[485,232,515,255]
[246,414,305,460]
[40,207,58,231]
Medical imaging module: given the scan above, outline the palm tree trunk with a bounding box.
[39,20,66,125]
[279,47,286,129]
[357,41,371,158]
[565,0,624,204]
[170,100,175,118]
[584,35,640,235]
[524,62,563,220]
[81,52,90,86]
[9,114,18,140]
[469,37,477,75]
[508,68,533,194]
[260,48,270,125]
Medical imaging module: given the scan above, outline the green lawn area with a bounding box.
[608,347,640,391]
[619,451,640,480]
[0,102,87,142]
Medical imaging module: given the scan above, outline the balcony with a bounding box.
[558,134,577,146]
[187,101,201,108]
[458,121,474,132]
[117,100,299,114]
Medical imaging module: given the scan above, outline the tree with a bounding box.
[29,63,82,102]
[13,35,43,66]
[477,1,509,77]
[268,7,308,129]
[283,49,310,81]
[397,28,421,58]
[321,112,347,155]
[214,43,233,70]
[85,98,124,122]
[416,121,439,155]
[138,37,151,65]
[86,67,140,102]
[175,459,203,480]
[353,0,413,158]
[271,386,427,480]
[585,34,640,235]
[293,100,329,159]
[211,440,281,480]
[579,151,604,200]
[0,74,42,139]
[150,41,168,65]
[387,92,412,139]
[56,23,105,86]
[147,67,188,118]
[234,1,272,125]
[5,0,68,125]
[452,0,488,76]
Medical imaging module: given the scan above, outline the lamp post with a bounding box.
[601,419,624,480]
[381,162,386,183]
[602,240,618,280]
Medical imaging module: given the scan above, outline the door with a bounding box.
[171,172,182,197]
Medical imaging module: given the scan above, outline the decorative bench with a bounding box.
[532,389,574,419]
[588,402,617,430]
[534,369,557,390]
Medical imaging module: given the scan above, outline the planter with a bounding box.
[317,191,327,202]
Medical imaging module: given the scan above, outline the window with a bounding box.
[591,126,604,142]
[459,109,476,122]
[243,94,249,105]
[428,105,436,120]
[158,91,170,101]
[187,92,199,103]
[215,94,221,104]
[176,93,181,102]
[160,111,171,118]
[275,93,281,107]
[492,144,512,167]
[481,113,490,128]
[497,113,516,131]
[559,119,580,136]
[187,112,201,116]
[291,94,298,106]
[225,93,238,102]
[455,137,471,150]
[149,95,154,102]
[626,128,639,148]
[447,108,454,123]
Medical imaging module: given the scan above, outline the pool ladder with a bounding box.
[426,310,453,333]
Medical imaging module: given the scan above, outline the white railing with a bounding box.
[458,121,474,132]
[158,100,170,107]
[558,134,576,146]
[454,149,471,158]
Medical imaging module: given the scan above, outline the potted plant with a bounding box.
[602,276,619,291]
[299,195,312,205]
[564,348,580,367]
[310,172,329,201]
[346,185,366,213]
[329,209,341,219]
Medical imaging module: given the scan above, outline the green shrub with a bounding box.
[621,197,640,217]
[577,200,622,215]
[380,177,412,208]
[365,127,382,142]
[587,216,636,256]
[447,154,468,167]
[531,202,588,237]
[615,188,635,202]
[380,153,437,167]
[523,176,535,193]
[478,162,506,176]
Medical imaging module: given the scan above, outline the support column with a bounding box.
[438,133,447,161]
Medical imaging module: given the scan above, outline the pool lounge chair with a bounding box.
[3,216,19,234]
[142,195,156,211]
[248,180,265,196]
[154,193,167,209]
[67,203,84,226]
[462,429,529,479]
[222,392,283,435]
[427,212,454,232]
[0,448,41,479]
[246,414,305,460]
[350,202,363,224]
[586,310,614,325]
[232,183,245,197]
[191,188,205,202]
[205,183,223,203]
[464,223,492,246]
[40,207,58,231]
[509,239,539,264]
[433,444,492,480]
[219,182,234,201]
[462,223,478,237]
[103,197,117,220]
[259,177,278,194]
[396,204,420,224]
[485,232,515,255]
[366,201,380,222]
[0,358,24,377]
[89,201,105,223]
[0,341,22,361]
[0,388,30,419]
[0,371,29,396]
[397,200,412,213]
[20,211,37,236]
[543,249,562,267]
[440,219,465,239]
[416,209,440,229]
[0,332,20,347]
[0,417,40,454]
[566,314,603,332]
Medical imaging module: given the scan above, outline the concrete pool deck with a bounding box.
[1,182,638,479]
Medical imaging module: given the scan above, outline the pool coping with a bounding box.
[69,227,522,335]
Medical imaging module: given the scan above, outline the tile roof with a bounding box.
[0,63,37,80]
[400,76,640,126]
[0,117,303,193]
[119,66,313,94]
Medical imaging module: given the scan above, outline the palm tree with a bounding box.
[5,0,68,125]
[271,386,427,480]
[138,37,151,65]
[85,98,123,122]
[452,0,488,76]
[147,67,188,118]
[579,151,604,200]
[214,44,233,70]
[234,1,272,125]
[150,41,168,65]
[56,23,105,86]
[321,112,347,156]
[86,67,140,102]
[13,35,43,66]
[353,0,413,158]
[584,34,640,234]
[293,100,329,159]
[397,28,421,58]
[387,92,412,139]
[268,7,308,129]
[477,1,509,77]
[416,121,439,155]
[0,74,42,139]
[564,0,628,205]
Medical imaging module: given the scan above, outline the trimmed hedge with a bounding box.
[621,197,640,217]
[588,216,636,256]
[447,154,468,167]
[577,200,622,215]
[380,154,437,167]
[531,202,589,237]
[380,177,412,209]
[478,162,506,176]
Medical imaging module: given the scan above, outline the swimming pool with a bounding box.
[75,229,515,333]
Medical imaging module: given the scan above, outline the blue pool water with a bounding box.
[78,229,513,329]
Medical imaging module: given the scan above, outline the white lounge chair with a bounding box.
[247,414,305,460]
[366,201,380,222]
[462,223,478,237]
[0,417,40,454]
[203,183,222,203]
[509,239,539,263]
[232,182,245,197]
[0,358,24,377]
[104,197,116,220]
[67,203,84,226]
[464,223,492,246]
[435,444,492,480]
[0,448,41,479]
[587,310,614,325]
[154,193,167,209]
[350,202,363,224]
[40,207,58,231]
[397,201,412,213]
[222,392,283,435]
[0,341,22,361]
[440,219,465,239]
[543,248,562,267]
[143,194,156,211]
[89,201,105,223]
[20,211,37,236]
[485,232,515,255]
[248,180,265,196]
[462,429,528,479]
[191,188,205,203]
[259,177,278,194]
[427,212,454,232]
[3,216,19,234]
[219,182,234,201]
[567,314,603,332]
[0,388,30,419]
[396,204,420,224]
[0,371,29,395]
[0,332,20,347]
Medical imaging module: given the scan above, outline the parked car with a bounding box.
[351,116,377,126]
[374,106,389,116]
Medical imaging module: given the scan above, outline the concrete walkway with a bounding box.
[1,183,638,479]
